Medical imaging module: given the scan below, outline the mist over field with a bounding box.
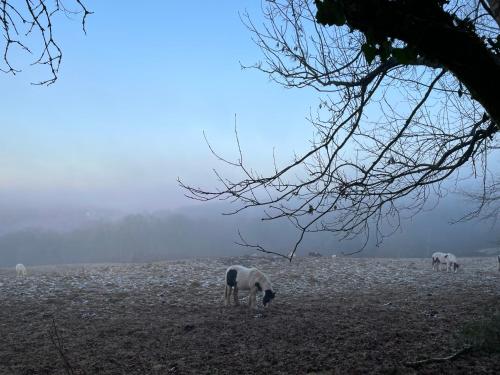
[0,193,498,267]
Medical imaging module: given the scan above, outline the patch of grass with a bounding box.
[459,313,500,353]
[190,280,201,288]
[308,275,319,284]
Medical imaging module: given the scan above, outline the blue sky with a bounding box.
[0,1,320,211]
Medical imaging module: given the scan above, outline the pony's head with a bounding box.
[263,289,276,306]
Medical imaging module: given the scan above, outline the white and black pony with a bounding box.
[224,265,276,308]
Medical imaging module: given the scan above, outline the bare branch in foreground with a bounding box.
[236,229,293,261]
[404,346,473,368]
[181,0,499,259]
[48,318,79,375]
[0,1,92,85]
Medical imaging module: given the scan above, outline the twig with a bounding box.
[235,229,292,261]
[404,346,473,368]
[48,318,77,375]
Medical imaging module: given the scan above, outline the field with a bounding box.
[1,256,499,374]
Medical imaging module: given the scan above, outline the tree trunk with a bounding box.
[487,0,500,27]
[328,0,500,128]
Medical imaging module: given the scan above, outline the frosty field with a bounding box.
[1,256,499,374]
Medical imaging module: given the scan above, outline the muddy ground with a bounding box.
[0,256,499,374]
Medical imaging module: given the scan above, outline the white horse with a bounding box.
[15,263,27,277]
[432,252,459,273]
[224,265,275,308]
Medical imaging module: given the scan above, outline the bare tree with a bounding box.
[0,0,91,85]
[460,178,500,224]
[180,0,500,260]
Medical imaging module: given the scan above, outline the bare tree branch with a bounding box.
[0,0,92,85]
[181,0,500,259]
[48,318,79,375]
[404,346,473,368]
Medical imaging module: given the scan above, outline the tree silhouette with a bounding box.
[0,0,91,85]
[181,0,500,260]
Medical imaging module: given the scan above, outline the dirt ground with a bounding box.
[0,256,499,374]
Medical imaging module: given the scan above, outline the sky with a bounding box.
[0,1,320,212]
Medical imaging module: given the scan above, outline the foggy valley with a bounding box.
[0,194,499,268]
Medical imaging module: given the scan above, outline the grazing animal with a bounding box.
[432,252,459,273]
[15,263,27,277]
[224,265,275,308]
[431,252,447,271]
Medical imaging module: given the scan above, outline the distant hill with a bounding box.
[0,203,122,236]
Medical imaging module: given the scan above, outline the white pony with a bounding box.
[431,252,459,273]
[15,263,27,277]
[224,265,276,308]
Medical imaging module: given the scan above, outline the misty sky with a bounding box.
[0,1,320,212]
[1,1,497,220]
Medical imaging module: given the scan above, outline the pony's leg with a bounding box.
[233,286,239,306]
[224,285,230,306]
[248,289,254,308]
[249,289,257,309]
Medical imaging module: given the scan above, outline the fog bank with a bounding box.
[0,196,498,267]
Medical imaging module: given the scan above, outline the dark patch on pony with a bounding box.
[255,282,262,292]
[226,269,237,287]
[263,289,276,306]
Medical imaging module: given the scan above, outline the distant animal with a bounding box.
[432,252,459,273]
[224,265,275,308]
[308,251,323,257]
[444,253,459,273]
[15,263,27,277]
[431,252,447,271]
